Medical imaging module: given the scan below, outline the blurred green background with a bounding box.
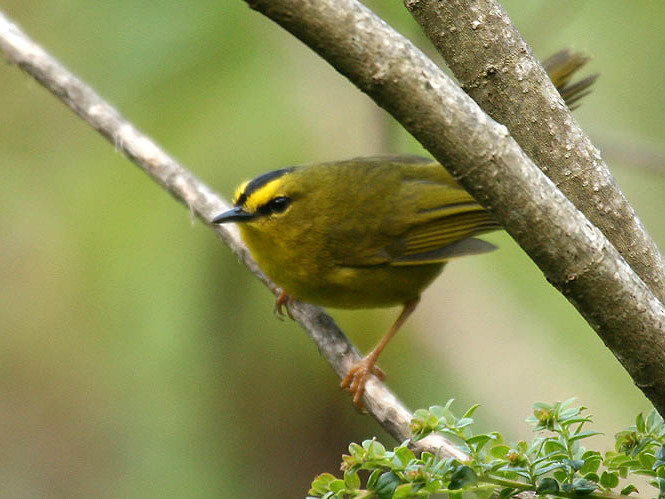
[2,1,665,497]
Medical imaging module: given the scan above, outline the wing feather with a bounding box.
[326,157,501,268]
[383,165,501,265]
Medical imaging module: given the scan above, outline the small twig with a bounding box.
[0,9,465,460]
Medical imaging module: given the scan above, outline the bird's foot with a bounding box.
[274,290,294,320]
[340,357,386,410]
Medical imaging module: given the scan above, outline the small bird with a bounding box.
[213,155,500,408]
[213,49,596,408]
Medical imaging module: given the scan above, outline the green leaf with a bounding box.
[639,452,656,470]
[430,401,455,425]
[374,472,400,499]
[579,453,602,474]
[467,434,497,453]
[560,397,578,410]
[463,404,481,419]
[620,484,638,495]
[581,449,602,459]
[553,470,568,483]
[394,446,416,467]
[449,465,478,490]
[533,462,566,476]
[513,470,533,480]
[656,444,665,460]
[365,440,386,459]
[646,409,663,432]
[605,452,632,468]
[599,470,619,489]
[344,470,361,491]
[585,472,600,484]
[393,484,416,498]
[455,417,474,429]
[562,417,593,427]
[570,478,597,495]
[569,431,602,442]
[536,477,559,495]
[349,442,364,457]
[329,479,346,493]
[432,456,455,476]
[441,399,456,413]
[654,444,665,471]
[489,445,511,459]
[308,473,337,496]
[633,436,656,456]
[563,458,585,471]
[544,440,568,454]
[367,470,381,490]
[618,465,629,479]
[532,450,565,466]
[636,412,646,433]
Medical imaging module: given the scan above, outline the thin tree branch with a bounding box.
[404,0,665,306]
[240,0,665,413]
[0,9,466,460]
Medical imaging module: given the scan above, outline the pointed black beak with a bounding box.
[212,206,255,223]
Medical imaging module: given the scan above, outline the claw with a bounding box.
[340,357,386,410]
[274,290,294,320]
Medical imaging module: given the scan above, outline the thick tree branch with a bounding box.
[0,9,466,460]
[404,0,665,306]
[241,0,665,413]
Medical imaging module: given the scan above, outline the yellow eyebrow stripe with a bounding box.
[234,167,295,208]
[243,178,284,213]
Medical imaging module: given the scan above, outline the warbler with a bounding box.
[214,155,500,407]
[213,49,596,408]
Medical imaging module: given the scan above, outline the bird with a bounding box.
[212,48,596,408]
[213,155,500,408]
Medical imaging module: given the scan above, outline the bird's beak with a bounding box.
[212,206,255,223]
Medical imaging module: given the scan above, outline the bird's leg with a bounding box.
[274,289,294,320]
[340,297,420,410]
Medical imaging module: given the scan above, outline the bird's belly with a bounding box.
[241,225,445,309]
[278,263,446,309]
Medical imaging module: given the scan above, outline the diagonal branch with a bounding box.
[241,0,665,413]
[404,0,665,306]
[0,9,465,460]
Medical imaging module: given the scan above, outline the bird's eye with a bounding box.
[269,196,291,213]
[260,196,291,215]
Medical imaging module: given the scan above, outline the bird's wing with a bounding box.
[329,158,501,268]
[387,201,500,265]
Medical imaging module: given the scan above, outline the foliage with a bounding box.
[308,400,665,499]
